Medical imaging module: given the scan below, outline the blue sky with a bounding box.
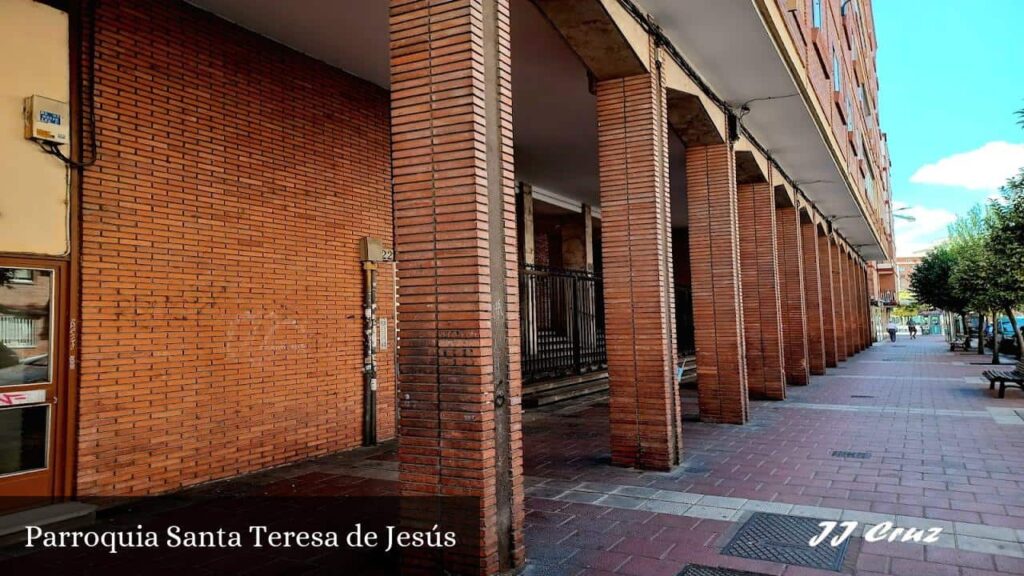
[874,1,1024,256]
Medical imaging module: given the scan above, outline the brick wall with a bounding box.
[77,0,394,495]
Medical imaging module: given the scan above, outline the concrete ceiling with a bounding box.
[641,0,882,258]
[188,0,650,221]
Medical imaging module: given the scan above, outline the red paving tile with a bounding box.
[522,336,1024,575]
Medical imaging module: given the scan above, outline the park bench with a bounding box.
[950,341,968,352]
[983,359,1024,398]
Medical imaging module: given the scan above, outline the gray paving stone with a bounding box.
[956,535,1024,558]
[594,495,647,509]
[685,505,740,521]
[954,522,1020,542]
[696,495,747,509]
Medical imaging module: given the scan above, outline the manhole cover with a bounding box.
[678,565,773,576]
[831,450,871,459]
[721,512,850,571]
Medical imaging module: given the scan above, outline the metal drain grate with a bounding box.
[721,512,850,571]
[850,395,875,398]
[677,565,773,576]
[831,450,871,459]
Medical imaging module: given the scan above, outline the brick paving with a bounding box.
[522,335,1024,575]
[8,334,1024,575]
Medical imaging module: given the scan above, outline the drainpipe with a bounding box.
[362,260,378,446]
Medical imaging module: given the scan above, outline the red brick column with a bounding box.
[847,253,860,354]
[687,143,749,424]
[596,70,681,470]
[830,238,848,362]
[390,1,522,572]
[839,249,856,356]
[777,204,809,385]
[818,231,839,367]
[800,216,826,375]
[738,182,785,399]
[861,263,872,348]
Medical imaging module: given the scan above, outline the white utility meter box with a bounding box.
[24,95,69,145]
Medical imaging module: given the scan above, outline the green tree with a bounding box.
[946,204,1024,361]
[909,244,971,344]
[986,185,1024,357]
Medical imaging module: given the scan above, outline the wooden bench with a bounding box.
[983,359,1024,398]
[950,341,968,352]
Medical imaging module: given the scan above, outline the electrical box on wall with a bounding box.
[24,94,69,145]
[359,237,394,262]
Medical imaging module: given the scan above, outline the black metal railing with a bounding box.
[520,265,606,382]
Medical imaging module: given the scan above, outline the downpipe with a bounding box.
[362,261,378,446]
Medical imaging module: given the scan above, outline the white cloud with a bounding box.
[893,203,956,257]
[910,141,1024,191]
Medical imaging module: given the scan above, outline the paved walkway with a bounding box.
[522,335,1024,575]
[8,335,1024,575]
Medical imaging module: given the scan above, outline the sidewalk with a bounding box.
[5,335,1023,575]
[522,335,1024,575]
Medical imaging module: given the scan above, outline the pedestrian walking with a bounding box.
[887,320,898,342]
[907,318,917,340]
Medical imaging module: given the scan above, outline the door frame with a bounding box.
[0,0,83,503]
[0,257,70,503]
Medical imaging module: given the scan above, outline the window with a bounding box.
[0,268,53,386]
[812,0,822,28]
[0,405,49,475]
[846,95,854,131]
[833,48,842,93]
[7,269,33,284]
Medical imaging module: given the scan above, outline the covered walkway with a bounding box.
[7,336,1024,575]
[522,335,1024,574]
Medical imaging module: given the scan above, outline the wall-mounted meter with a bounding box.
[24,95,69,145]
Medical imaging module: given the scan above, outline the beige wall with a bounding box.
[0,0,70,256]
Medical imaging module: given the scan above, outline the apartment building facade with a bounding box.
[0,0,893,572]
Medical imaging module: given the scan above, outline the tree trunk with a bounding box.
[960,312,970,348]
[992,310,1001,365]
[978,313,986,355]
[1006,308,1024,360]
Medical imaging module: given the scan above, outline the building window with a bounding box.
[7,269,33,284]
[846,95,854,131]
[812,0,822,28]
[833,48,842,93]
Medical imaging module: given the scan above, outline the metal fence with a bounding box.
[520,265,606,382]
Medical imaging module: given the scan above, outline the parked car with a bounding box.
[984,316,1024,355]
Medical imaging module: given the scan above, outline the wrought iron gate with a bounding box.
[519,265,606,382]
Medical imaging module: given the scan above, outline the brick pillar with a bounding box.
[596,70,681,470]
[777,204,809,385]
[843,250,851,356]
[818,232,839,367]
[862,264,872,348]
[801,217,826,375]
[687,143,749,423]
[830,239,848,362]
[846,253,859,354]
[390,1,522,572]
[737,182,785,399]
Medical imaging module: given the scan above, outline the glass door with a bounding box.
[0,260,65,511]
